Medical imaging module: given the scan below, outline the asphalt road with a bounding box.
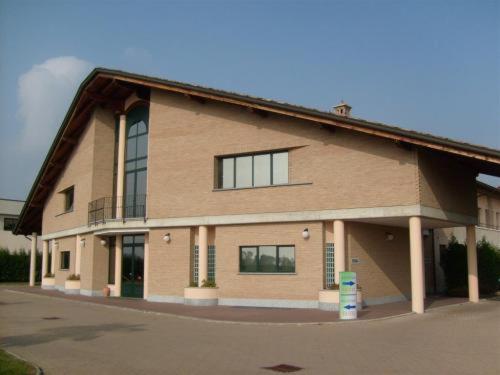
[1,288,499,374]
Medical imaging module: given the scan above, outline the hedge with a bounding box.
[440,237,500,296]
[0,248,42,282]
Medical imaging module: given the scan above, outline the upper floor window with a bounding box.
[63,186,74,212]
[217,151,288,189]
[3,217,17,231]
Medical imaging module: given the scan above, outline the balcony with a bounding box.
[88,195,146,225]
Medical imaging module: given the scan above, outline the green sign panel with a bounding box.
[339,271,357,320]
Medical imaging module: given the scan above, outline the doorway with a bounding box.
[121,235,144,298]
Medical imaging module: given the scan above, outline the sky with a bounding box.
[0,0,499,200]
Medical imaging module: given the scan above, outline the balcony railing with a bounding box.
[88,195,146,225]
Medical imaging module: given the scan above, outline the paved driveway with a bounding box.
[1,289,499,375]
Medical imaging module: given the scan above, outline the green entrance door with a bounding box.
[121,235,144,298]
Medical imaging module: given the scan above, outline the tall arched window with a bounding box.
[124,106,149,218]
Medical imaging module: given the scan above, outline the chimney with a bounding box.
[333,101,352,117]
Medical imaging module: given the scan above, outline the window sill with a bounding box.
[59,268,69,271]
[55,209,74,217]
[238,272,297,275]
[213,182,312,192]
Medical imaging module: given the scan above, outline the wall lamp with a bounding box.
[80,238,86,249]
[385,232,395,241]
[302,228,310,239]
[163,233,171,243]
[53,241,59,250]
[100,239,107,247]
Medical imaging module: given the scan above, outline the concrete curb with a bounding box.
[4,289,476,327]
[1,347,44,375]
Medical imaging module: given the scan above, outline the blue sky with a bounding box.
[0,0,498,199]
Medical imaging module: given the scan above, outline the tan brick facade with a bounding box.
[37,87,481,307]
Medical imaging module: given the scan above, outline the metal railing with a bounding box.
[88,195,146,225]
[477,222,500,231]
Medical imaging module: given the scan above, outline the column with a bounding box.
[29,233,37,287]
[409,216,424,314]
[42,240,49,278]
[198,226,208,287]
[143,233,149,299]
[466,225,479,302]
[333,220,345,284]
[114,235,123,297]
[115,113,126,218]
[50,240,56,274]
[75,235,82,275]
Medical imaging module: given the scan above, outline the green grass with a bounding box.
[0,349,36,375]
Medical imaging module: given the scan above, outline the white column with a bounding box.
[114,235,122,297]
[50,240,56,274]
[143,234,149,299]
[75,235,82,275]
[116,113,126,218]
[29,233,37,287]
[198,226,208,287]
[42,240,49,278]
[409,217,425,314]
[466,225,479,303]
[333,220,345,284]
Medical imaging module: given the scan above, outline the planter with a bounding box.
[102,286,111,297]
[184,287,218,306]
[64,280,81,295]
[41,277,55,289]
[318,289,363,311]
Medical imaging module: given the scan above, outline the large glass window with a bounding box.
[124,106,149,218]
[239,245,295,273]
[218,151,289,189]
[108,237,116,284]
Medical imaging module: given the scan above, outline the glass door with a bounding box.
[121,235,144,298]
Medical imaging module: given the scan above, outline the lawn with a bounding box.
[0,349,37,375]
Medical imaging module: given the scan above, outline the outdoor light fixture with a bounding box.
[302,228,310,239]
[79,238,86,248]
[100,239,107,246]
[53,241,59,250]
[163,233,171,243]
[385,232,395,241]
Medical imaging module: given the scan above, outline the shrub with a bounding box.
[189,281,198,287]
[327,283,339,290]
[441,236,500,296]
[44,273,55,278]
[67,274,80,281]
[0,248,42,282]
[201,279,216,288]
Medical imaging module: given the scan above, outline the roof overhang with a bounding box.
[14,68,500,235]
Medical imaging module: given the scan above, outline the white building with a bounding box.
[0,198,33,253]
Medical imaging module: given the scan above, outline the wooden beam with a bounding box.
[184,93,206,104]
[62,137,77,145]
[102,73,500,165]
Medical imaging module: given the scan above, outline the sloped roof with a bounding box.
[14,68,500,235]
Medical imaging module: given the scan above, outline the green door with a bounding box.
[121,235,144,298]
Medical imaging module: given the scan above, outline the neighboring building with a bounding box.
[432,181,500,292]
[0,198,33,252]
[14,68,500,314]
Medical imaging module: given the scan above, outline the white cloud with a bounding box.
[17,56,93,151]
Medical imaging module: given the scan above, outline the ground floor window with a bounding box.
[192,245,216,284]
[60,251,70,270]
[239,245,295,273]
[325,243,335,288]
[108,237,116,284]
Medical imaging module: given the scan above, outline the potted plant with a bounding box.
[184,279,219,306]
[102,286,111,297]
[318,283,363,311]
[64,274,81,294]
[42,272,56,289]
